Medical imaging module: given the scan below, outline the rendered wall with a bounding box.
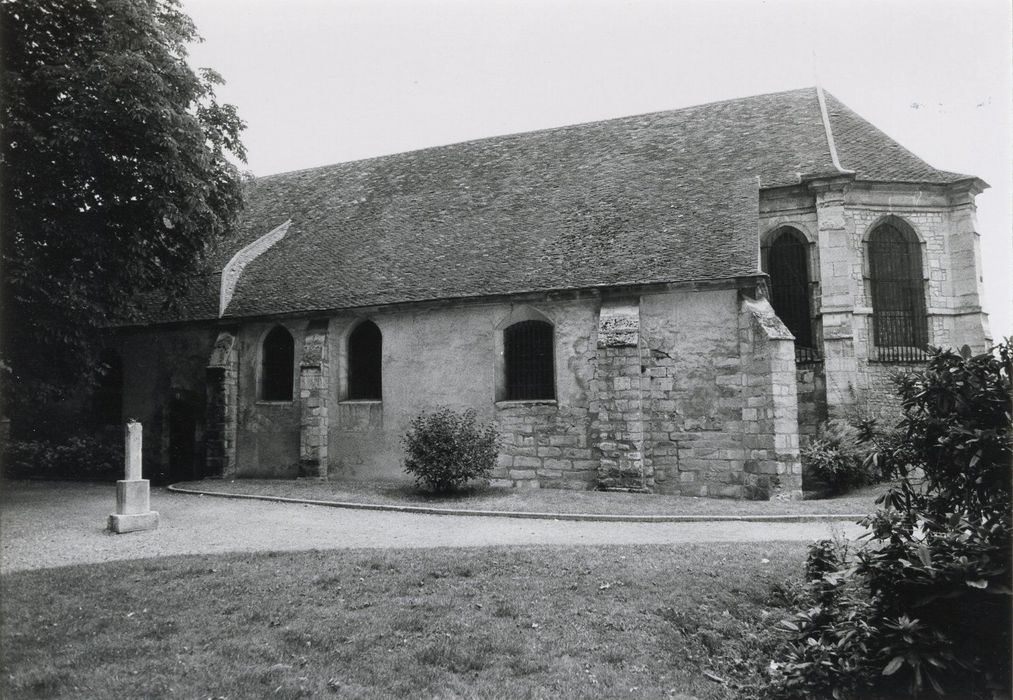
[221,287,800,499]
[234,320,306,478]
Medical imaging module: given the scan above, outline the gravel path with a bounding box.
[0,481,864,572]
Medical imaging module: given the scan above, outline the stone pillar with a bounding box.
[738,297,802,499]
[299,319,330,478]
[947,187,993,351]
[108,421,160,533]
[810,177,859,418]
[206,328,239,478]
[593,300,651,491]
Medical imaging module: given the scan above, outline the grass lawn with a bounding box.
[1,543,808,699]
[174,477,891,517]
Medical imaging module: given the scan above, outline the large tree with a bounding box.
[1,0,245,427]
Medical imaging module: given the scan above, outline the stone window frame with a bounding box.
[336,316,384,405]
[257,324,297,403]
[494,305,558,405]
[861,214,932,360]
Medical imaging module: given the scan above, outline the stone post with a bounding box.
[299,319,330,478]
[810,177,859,418]
[206,329,239,478]
[108,421,160,533]
[593,300,651,491]
[738,296,802,499]
[947,187,993,351]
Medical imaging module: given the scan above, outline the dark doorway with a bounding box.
[167,398,200,482]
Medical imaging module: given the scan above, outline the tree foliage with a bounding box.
[1,0,245,422]
[758,343,1012,699]
[402,407,500,493]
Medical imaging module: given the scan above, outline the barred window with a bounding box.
[504,320,554,400]
[868,221,928,361]
[763,227,819,363]
[261,326,294,401]
[347,320,382,400]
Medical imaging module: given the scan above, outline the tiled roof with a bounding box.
[823,93,974,183]
[125,88,977,324]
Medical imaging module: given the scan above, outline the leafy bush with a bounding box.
[402,408,499,493]
[758,343,1012,699]
[3,428,123,480]
[801,419,875,495]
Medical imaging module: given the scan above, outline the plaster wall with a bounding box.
[319,298,598,482]
[225,288,799,497]
[234,320,306,478]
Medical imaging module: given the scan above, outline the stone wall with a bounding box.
[493,404,595,489]
[639,290,745,496]
[593,301,649,490]
[759,181,991,425]
[796,363,827,444]
[199,287,802,499]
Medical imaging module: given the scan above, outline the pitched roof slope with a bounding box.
[223,88,839,318]
[823,93,973,183]
[125,88,977,323]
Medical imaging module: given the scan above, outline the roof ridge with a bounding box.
[252,87,820,181]
[816,86,854,175]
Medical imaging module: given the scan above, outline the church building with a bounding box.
[111,87,992,499]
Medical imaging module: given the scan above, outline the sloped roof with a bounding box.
[823,93,973,184]
[126,87,978,324]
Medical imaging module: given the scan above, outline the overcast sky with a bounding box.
[182,0,1011,338]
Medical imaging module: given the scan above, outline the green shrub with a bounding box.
[4,428,123,480]
[801,419,874,495]
[401,407,499,493]
[759,343,1012,699]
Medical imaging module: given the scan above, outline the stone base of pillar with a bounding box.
[298,460,327,479]
[108,479,159,533]
[108,511,160,534]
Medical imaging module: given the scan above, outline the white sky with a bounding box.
[183,0,1012,338]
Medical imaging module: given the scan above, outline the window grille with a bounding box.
[261,326,294,400]
[763,228,821,364]
[348,320,382,400]
[868,223,928,362]
[504,320,555,400]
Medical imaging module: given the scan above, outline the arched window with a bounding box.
[261,326,294,401]
[504,320,554,400]
[868,220,928,360]
[763,227,819,363]
[347,320,382,400]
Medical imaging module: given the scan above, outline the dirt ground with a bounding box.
[0,480,865,572]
